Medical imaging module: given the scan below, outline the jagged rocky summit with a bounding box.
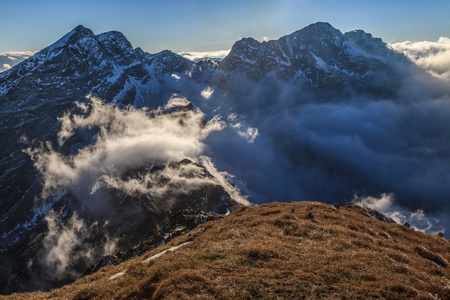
[220,22,407,93]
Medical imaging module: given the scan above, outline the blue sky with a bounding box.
[1,0,449,53]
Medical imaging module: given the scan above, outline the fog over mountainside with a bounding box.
[1,22,450,294]
[197,23,450,234]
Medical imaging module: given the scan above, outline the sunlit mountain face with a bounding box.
[0,22,449,294]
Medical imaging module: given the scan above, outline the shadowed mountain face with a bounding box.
[0,23,449,294]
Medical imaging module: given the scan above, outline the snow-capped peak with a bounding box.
[44,25,95,52]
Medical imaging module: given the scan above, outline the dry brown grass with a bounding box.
[3,201,449,299]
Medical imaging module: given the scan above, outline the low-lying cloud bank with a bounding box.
[27,95,249,209]
[391,37,450,80]
[188,47,450,235]
[178,49,230,62]
[203,89,450,234]
[0,51,36,72]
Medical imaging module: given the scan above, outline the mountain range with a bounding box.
[0,22,448,295]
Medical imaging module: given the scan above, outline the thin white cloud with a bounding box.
[231,122,259,143]
[178,49,230,61]
[41,212,91,279]
[2,64,11,70]
[198,156,250,205]
[38,211,117,280]
[164,96,191,110]
[0,51,37,57]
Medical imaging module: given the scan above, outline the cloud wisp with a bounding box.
[352,193,444,234]
[27,210,117,286]
[40,212,94,280]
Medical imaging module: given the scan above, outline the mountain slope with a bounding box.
[6,202,449,299]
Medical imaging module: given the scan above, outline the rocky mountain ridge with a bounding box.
[0,25,194,108]
[220,22,407,93]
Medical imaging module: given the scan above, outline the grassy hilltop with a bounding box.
[5,201,449,299]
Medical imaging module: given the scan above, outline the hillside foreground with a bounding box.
[4,201,449,299]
